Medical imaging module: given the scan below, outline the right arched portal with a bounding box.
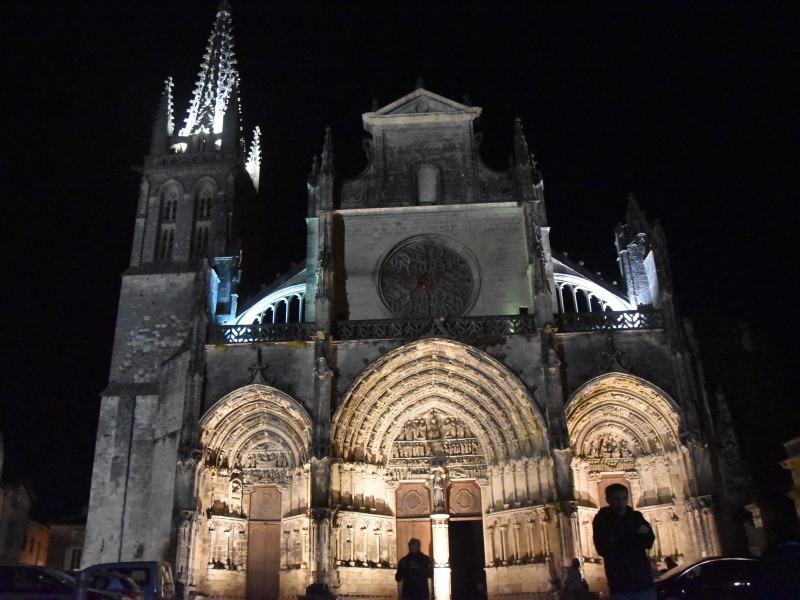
[565,373,719,572]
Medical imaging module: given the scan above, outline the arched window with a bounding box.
[156,187,180,260]
[276,299,288,323]
[163,190,178,221]
[288,295,304,322]
[576,290,590,313]
[561,285,577,313]
[192,225,209,257]
[159,227,175,259]
[197,187,213,219]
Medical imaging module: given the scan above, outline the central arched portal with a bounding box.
[331,338,550,599]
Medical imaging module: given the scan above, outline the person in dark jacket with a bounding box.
[755,515,800,600]
[593,483,656,600]
[395,538,433,600]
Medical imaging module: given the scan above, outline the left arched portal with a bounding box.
[191,384,312,600]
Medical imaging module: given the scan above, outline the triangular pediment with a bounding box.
[363,89,482,132]
[372,88,480,117]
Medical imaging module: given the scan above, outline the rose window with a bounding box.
[379,238,477,318]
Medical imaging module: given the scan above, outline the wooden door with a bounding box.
[247,485,281,600]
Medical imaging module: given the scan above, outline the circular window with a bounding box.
[378,236,479,318]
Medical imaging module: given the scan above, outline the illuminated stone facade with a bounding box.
[84,4,748,599]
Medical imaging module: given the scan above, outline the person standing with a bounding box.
[755,516,800,600]
[395,538,434,600]
[564,557,588,599]
[593,483,656,600]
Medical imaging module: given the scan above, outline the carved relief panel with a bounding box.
[239,438,293,486]
[389,409,487,479]
[396,482,431,518]
[449,480,482,517]
[249,485,282,521]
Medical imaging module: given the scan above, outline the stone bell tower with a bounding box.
[83,1,261,566]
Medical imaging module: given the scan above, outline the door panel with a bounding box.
[247,486,281,600]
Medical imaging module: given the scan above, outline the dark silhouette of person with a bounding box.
[593,483,656,600]
[564,557,588,598]
[395,538,433,599]
[755,515,800,600]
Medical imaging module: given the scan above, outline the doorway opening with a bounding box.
[448,519,486,600]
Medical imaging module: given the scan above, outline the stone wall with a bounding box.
[109,271,198,383]
[339,203,531,320]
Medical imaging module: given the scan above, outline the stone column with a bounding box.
[302,525,310,568]
[310,508,334,588]
[512,523,521,562]
[282,530,290,569]
[430,514,451,600]
[498,524,508,565]
[374,525,382,563]
[552,449,574,501]
[624,471,643,507]
[347,523,354,564]
[485,523,496,566]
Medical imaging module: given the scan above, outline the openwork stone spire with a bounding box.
[513,116,530,164]
[162,77,175,135]
[246,126,261,191]
[150,77,175,155]
[180,1,239,136]
[320,126,334,173]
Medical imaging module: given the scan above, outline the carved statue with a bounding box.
[431,469,447,511]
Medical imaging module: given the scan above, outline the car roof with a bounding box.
[656,556,757,582]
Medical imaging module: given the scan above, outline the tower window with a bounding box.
[163,198,177,221]
[198,188,213,219]
[159,227,175,258]
[162,189,179,221]
[192,225,210,257]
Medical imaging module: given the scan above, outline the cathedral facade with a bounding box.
[84,4,745,599]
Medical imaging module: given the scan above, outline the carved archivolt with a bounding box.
[331,338,546,465]
[200,384,312,482]
[565,374,681,461]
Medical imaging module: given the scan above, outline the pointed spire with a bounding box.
[150,77,175,155]
[513,116,531,166]
[320,127,334,174]
[163,77,175,136]
[246,126,261,192]
[180,1,239,136]
[626,192,650,234]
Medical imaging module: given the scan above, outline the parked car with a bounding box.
[0,564,116,599]
[83,570,144,600]
[654,556,759,600]
[82,562,175,600]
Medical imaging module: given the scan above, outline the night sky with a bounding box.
[5,1,799,522]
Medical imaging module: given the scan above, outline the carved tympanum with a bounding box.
[389,409,486,477]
